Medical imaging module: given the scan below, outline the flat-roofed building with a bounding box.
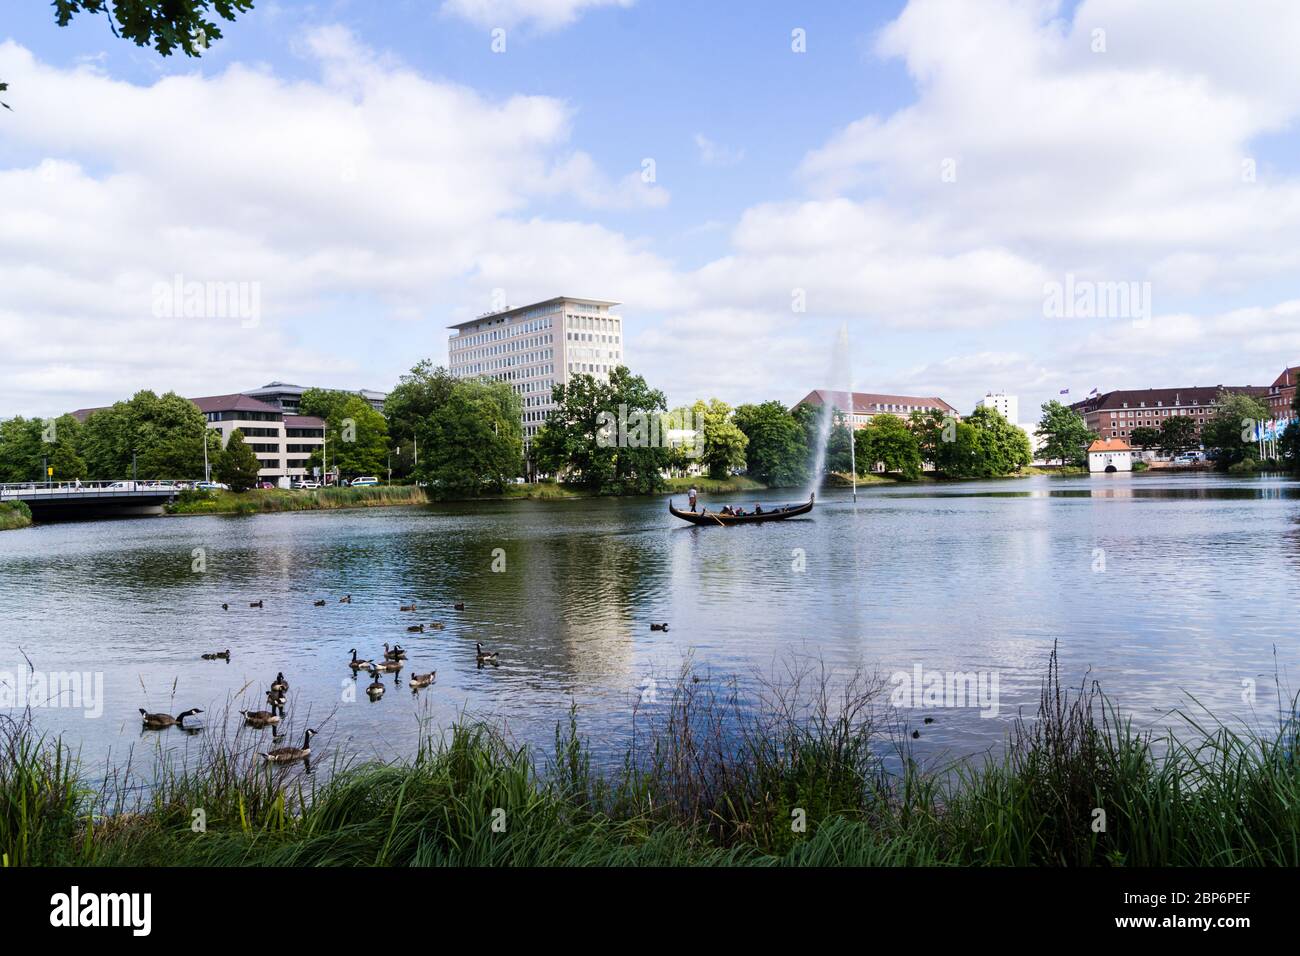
[242,381,387,415]
[192,394,324,482]
[794,389,958,428]
[1069,385,1269,442]
[447,297,624,449]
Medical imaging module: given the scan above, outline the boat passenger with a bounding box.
[721,505,732,515]
[753,503,762,515]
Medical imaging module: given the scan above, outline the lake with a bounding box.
[2,472,1298,779]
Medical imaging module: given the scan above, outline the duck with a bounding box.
[313,599,327,607]
[339,594,352,604]
[371,658,403,673]
[200,649,231,660]
[650,623,670,632]
[249,600,264,608]
[475,642,499,665]
[221,602,229,611]
[406,624,425,633]
[400,603,417,612]
[241,692,284,727]
[383,643,407,661]
[366,672,386,699]
[139,707,203,730]
[453,602,465,611]
[270,672,289,694]
[260,728,316,763]
[347,648,373,671]
[409,671,436,691]
[429,622,445,631]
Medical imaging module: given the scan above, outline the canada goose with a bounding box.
[348,648,373,671]
[409,671,436,691]
[407,624,424,633]
[139,707,203,730]
[250,600,263,608]
[270,672,289,694]
[650,623,669,632]
[366,673,385,699]
[313,599,326,607]
[339,594,352,604]
[400,603,417,612]
[475,642,499,665]
[454,602,465,611]
[241,692,284,726]
[429,622,445,630]
[221,602,229,610]
[261,728,316,763]
[372,659,403,673]
[200,649,231,660]
[383,643,407,661]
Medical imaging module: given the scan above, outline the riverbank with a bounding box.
[0,501,32,531]
[495,475,768,501]
[165,484,428,516]
[6,654,1298,867]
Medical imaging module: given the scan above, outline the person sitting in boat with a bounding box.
[721,505,733,515]
[733,506,746,516]
[753,503,763,515]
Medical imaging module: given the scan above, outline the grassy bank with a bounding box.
[0,501,32,531]
[165,484,428,516]
[5,653,1299,867]
[664,475,766,494]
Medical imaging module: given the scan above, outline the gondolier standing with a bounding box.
[688,485,698,512]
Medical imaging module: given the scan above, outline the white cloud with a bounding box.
[694,133,744,168]
[440,0,634,31]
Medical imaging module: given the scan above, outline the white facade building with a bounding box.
[979,392,1019,425]
[447,296,624,461]
[1088,438,1133,473]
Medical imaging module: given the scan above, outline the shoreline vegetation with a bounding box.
[164,484,428,516]
[5,652,1299,867]
[0,501,32,531]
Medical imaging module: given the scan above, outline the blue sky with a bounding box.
[2,0,1299,419]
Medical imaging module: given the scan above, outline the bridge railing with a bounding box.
[0,480,200,500]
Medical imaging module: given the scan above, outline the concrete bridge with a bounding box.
[0,481,186,519]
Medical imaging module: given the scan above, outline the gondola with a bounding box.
[669,493,814,526]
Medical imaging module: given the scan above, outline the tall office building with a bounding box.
[979,392,1019,424]
[447,296,625,452]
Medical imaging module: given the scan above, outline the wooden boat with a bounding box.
[669,494,814,526]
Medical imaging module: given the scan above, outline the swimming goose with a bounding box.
[139,707,203,730]
[200,649,231,660]
[366,672,386,699]
[313,599,326,607]
[270,672,289,694]
[249,600,264,608]
[371,658,403,673]
[650,623,670,632]
[348,648,373,671]
[407,624,425,633]
[475,642,499,665]
[241,692,284,727]
[221,602,229,610]
[454,602,465,611]
[383,643,407,661]
[339,594,352,604]
[429,622,445,630]
[409,671,436,691]
[400,603,417,612]
[261,728,316,763]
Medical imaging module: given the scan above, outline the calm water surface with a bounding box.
[2,473,1298,778]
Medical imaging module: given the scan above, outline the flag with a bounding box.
[1059,388,1070,395]
[1089,387,1099,397]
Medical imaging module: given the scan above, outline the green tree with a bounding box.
[693,399,748,480]
[1036,400,1096,467]
[1202,391,1271,469]
[858,414,922,480]
[419,379,523,496]
[307,395,389,479]
[0,417,43,482]
[1157,415,1199,458]
[937,406,1031,478]
[733,401,809,487]
[909,408,954,466]
[215,428,260,491]
[77,390,211,479]
[1128,426,1160,450]
[534,367,668,494]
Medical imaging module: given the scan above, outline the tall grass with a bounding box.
[5,652,1300,866]
[166,484,427,516]
[0,501,32,531]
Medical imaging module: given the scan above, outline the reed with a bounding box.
[166,484,427,516]
[5,652,1300,867]
[0,501,32,531]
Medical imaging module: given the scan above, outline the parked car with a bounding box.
[349,476,379,487]
[255,481,276,489]
[293,479,321,489]
[194,481,229,491]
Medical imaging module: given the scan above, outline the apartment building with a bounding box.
[1266,366,1299,420]
[192,394,325,482]
[794,389,958,428]
[447,297,624,445]
[1069,385,1269,442]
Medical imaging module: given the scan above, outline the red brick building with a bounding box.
[795,389,958,429]
[1266,366,1299,420]
[1069,385,1269,443]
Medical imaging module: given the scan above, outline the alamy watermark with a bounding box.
[889,663,1000,718]
[596,405,705,457]
[152,274,261,328]
[1,667,104,718]
[1043,273,1150,327]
